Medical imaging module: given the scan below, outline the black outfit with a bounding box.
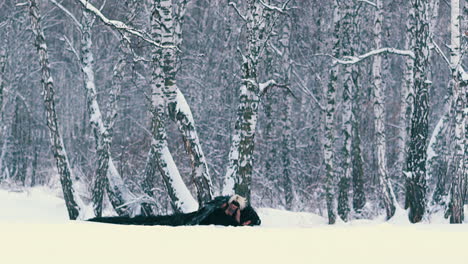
[240,205,261,226]
[199,208,240,226]
[87,196,261,227]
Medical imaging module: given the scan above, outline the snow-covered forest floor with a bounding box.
[0,186,467,264]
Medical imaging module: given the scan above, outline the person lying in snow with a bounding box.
[87,195,261,227]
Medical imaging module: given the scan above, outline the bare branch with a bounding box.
[357,0,377,7]
[49,0,82,31]
[431,38,467,81]
[61,35,80,62]
[258,0,290,13]
[228,2,247,22]
[75,0,175,49]
[98,0,106,11]
[259,79,297,99]
[292,69,325,111]
[431,38,451,67]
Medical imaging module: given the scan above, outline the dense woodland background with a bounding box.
[0,0,466,223]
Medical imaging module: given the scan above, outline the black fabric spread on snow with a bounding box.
[199,207,240,226]
[87,196,261,227]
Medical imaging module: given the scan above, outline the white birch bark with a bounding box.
[28,0,84,220]
[372,0,396,220]
[0,47,5,121]
[323,0,340,225]
[447,0,465,223]
[0,47,5,143]
[79,10,139,217]
[337,0,354,222]
[223,125,240,196]
[143,0,198,213]
[223,0,285,200]
[0,48,6,178]
[159,0,213,204]
[396,6,415,181]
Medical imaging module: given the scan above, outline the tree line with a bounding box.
[0,0,466,223]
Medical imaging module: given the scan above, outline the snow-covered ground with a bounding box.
[0,187,467,264]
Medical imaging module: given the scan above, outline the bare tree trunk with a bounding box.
[351,79,365,215]
[79,9,139,217]
[324,60,338,225]
[395,3,415,183]
[223,0,285,201]
[405,0,431,223]
[279,17,294,210]
[337,0,355,222]
[159,0,213,205]
[323,0,342,225]
[0,47,5,126]
[372,0,396,220]
[28,0,82,220]
[143,0,198,213]
[447,0,465,223]
[0,47,6,162]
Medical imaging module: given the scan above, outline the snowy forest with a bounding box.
[0,0,466,225]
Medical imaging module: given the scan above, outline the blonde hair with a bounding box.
[228,194,247,210]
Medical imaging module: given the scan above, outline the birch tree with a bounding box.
[49,0,143,217]
[28,0,83,220]
[351,88,365,215]
[158,0,213,205]
[395,3,415,183]
[447,0,466,223]
[278,17,294,210]
[142,0,198,213]
[337,0,355,222]
[371,0,396,220]
[74,0,211,207]
[404,0,431,223]
[0,46,6,179]
[82,9,145,217]
[323,0,341,225]
[222,0,290,201]
[0,46,5,134]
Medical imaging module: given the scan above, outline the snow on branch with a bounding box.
[258,79,296,98]
[357,0,377,7]
[258,0,292,13]
[228,2,247,22]
[75,0,175,49]
[331,48,414,65]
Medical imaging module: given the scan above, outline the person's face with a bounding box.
[225,203,239,216]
